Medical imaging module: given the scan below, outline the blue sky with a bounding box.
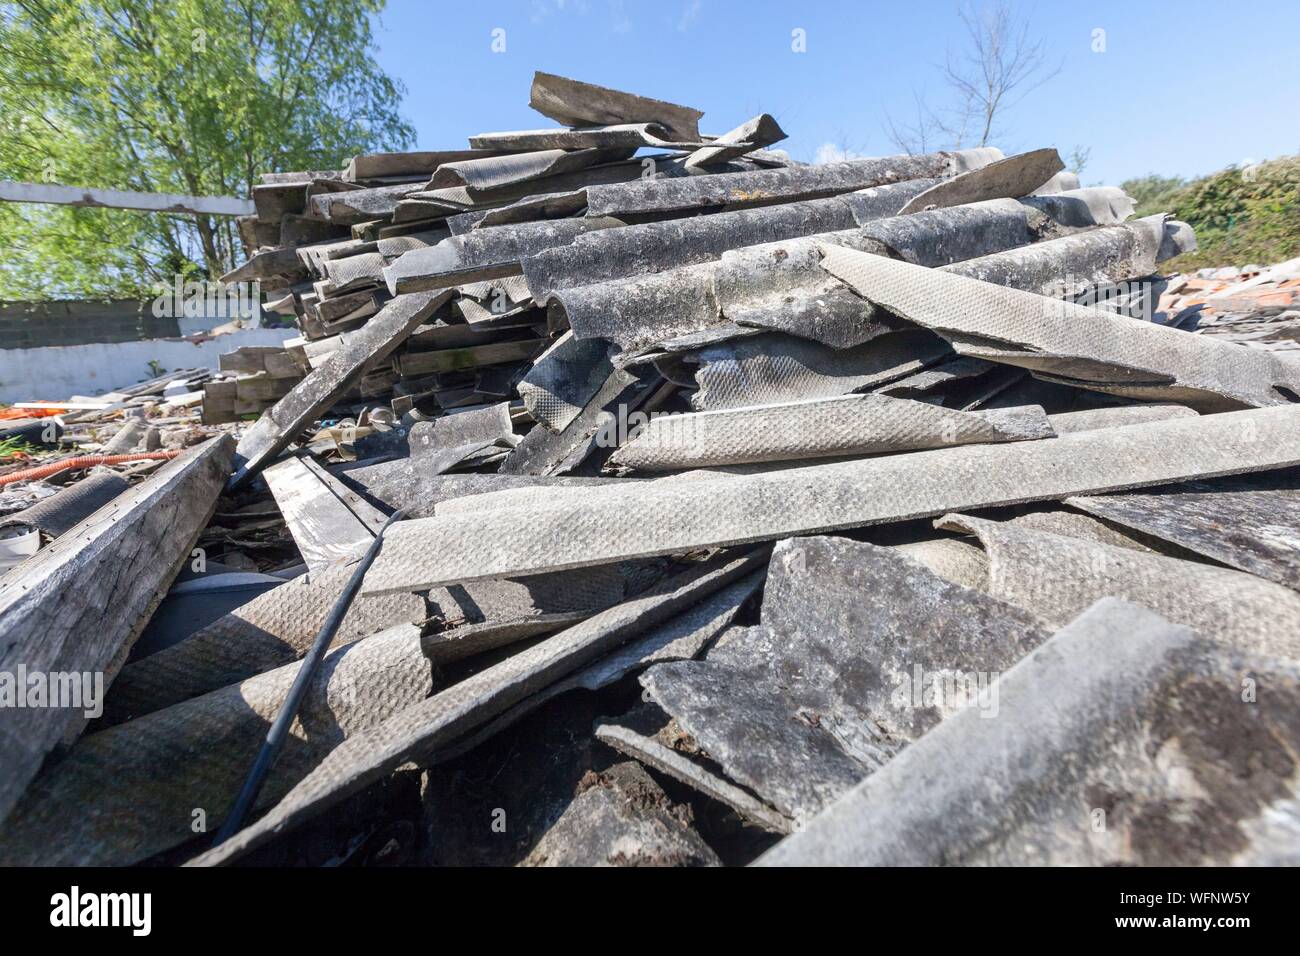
[371,0,1299,186]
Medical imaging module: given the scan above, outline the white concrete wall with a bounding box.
[0,328,295,403]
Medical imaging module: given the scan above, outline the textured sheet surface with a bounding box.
[609,394,1053,472]
[822,243,1300,410]
[360,406,1300,595]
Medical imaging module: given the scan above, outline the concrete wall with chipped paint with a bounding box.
[0,328,295,403]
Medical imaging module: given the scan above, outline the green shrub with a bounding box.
[1124,156,1300,271]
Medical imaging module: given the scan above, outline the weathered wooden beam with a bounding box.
[395,338,546,377]
[229,290,451,489]
[263,454,387,571]
[0,180,254,216]
[0,435,233,826]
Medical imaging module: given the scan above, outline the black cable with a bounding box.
[213,506,408,845]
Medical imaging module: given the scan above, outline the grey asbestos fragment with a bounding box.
[428,147,632,190]
[1046,403,1198,433]
[584,148,1002,218]
[385,218,624,294]
[521,761,720,867]
[936,512,1300,660]
[684,113,787,169]
[640,536,1049,822]
[469,124,707,151]
[334,464,615,519]
[408,402,514,456]
[758,598,1300,866]
[517,333,614,433]
[821,243,1300,411]
[691,330,951,410]
[595,724,792,833]
[357,406,1300,595]
[529,71,705,141]
[1067,471,1300,589]
[897,147,1064,213]
[608,394,1053,472]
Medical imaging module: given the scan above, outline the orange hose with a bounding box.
[0,451,180,487]
[0,407,64,420]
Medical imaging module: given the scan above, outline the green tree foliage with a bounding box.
[1123,158,1300,270]
[1119,173,1187,219]
[0,0,414,299]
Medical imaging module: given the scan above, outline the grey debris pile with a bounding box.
[4,71,1300,870]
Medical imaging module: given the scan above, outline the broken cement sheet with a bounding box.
[690,330,951,411]
[1067,471,1300,589]
[409,401,514,456]
[100,561,426,725]
[263,454,388,571]
[385,218,624,295]
[946,216,1177,296]
[394,158,658,222]
[758,598,1300,866]
[821,243,1300,411]
[640,536,1049,823]
[931,512,1300,661]
[595,724,792,834]
[419,562,637,668]
[1003,508,1155,552]
[500,365,659,476]
[0,470,128,539]
[0,435,233,826]
[521,760,720,867]
[310,182,428,224]
[230,290,451,489]
[1045,403,1198,433]
[558,570,763,694]
[358,405,1300,595]
[877,355,1020,408]
[684,114,788,170]
[334,464,613,520]
[0,622,436,866]
[528,71,705,141]
[896,147,1064,214]
[192,551,766,864]
[428,147,632,191]
[408,562,764,771]
[469,124,710,152]
[525,192,862,299]
[516,333,613,433]
[608,394,1053,473]
[529,175,1018,301]
[549,193,1121,357]
[583,148,1001,219]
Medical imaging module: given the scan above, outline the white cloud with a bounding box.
[610,0,632,34]
[813,142,870,165]
[531,0,591,24]
[677,0,702,32]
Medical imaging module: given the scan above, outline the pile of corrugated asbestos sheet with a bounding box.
[3,72,1300,868]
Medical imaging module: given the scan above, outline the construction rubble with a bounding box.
[2,71,1300,869]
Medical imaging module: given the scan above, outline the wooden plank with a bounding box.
[229,290,450,489]
[0,435,234,825]
[0,180,253,216]
[264,454,387,571]
[395,338,545,377]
